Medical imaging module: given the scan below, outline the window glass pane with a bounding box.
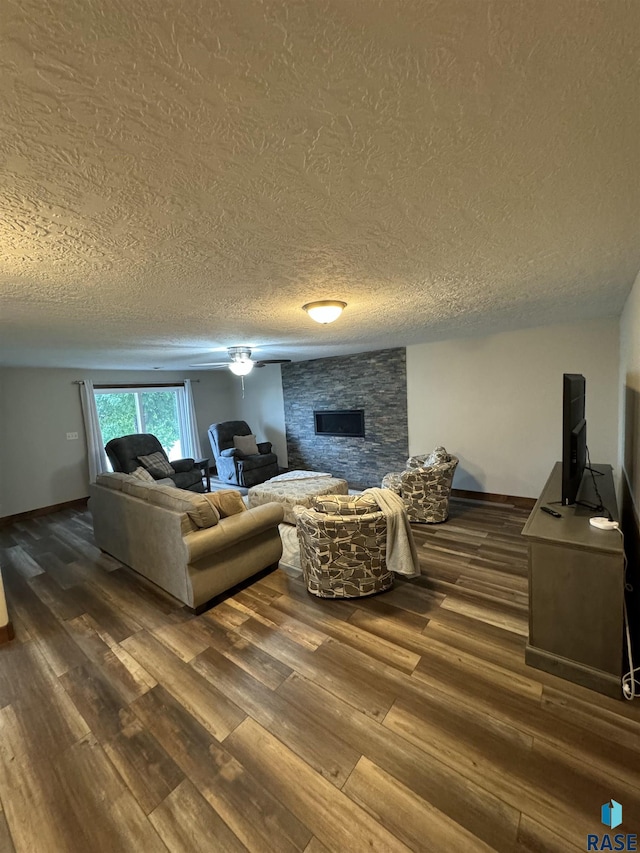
[95,393,138,446]
[140,391,182,459]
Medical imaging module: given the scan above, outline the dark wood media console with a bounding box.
[522,462,625,698]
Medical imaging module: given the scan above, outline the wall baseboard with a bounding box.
[0,497,89,527]
[451,488,536,510]
[0,623,14,645]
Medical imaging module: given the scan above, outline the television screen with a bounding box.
[562,374,586,505]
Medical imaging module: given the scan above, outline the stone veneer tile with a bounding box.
[281,348,408,489]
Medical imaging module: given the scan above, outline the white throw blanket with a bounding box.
[364,487,421,578]
[269,470,333,482]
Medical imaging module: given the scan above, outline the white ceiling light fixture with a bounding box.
[302,300,347,324]
[227,346,254,375]
[228,360,253,376]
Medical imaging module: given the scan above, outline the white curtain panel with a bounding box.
[179,379,203,459]
[79,379,108,482]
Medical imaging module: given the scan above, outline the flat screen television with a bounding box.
[562,373,587,506]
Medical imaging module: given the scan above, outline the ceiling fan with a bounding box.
[190,346,291,375]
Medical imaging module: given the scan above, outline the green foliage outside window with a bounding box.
[95,390,181,454]
[95,393,137,446]
[140,392,180,450]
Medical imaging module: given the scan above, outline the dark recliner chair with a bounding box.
[208,420,279,488]
[105,433,205,492]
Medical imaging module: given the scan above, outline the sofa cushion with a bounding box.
[96,472,131,490]
[122,480,157,500]
[312,493,379,516]
[130,466,156,483]
[233,434,259,456]
[147,485,220,528]
[138,451,175,478]
[205,490,247,518]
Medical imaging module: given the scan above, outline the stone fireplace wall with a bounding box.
[281,348,408,489]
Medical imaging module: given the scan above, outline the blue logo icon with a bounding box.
[601,800,623,830]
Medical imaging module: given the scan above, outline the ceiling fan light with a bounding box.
[302,300,347,324]
[228,360,253,376]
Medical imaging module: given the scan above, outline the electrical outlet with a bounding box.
[66,432,79,440]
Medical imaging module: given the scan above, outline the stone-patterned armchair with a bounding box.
[293,493,393,599]
[382,447,458,523]
[208,420,279,488]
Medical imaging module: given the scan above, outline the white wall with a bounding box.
[406,319,620,498]
[619,270,640,519]
[231,365,288,467]
[0,367,236,518]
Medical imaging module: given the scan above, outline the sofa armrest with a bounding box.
[219,448,238,458]
[257,441,272,454]
[172,458,196,473]
[184,502,284,562]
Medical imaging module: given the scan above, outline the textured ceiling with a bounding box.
[1,0,639,369]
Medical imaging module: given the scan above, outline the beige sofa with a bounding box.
[88,473,284,612]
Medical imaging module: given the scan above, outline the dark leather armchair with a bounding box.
[105,433,205,493]
[208,420,279,488]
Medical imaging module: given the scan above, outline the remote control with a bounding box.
[541,506,562,518]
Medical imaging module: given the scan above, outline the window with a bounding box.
[95,386,189,461]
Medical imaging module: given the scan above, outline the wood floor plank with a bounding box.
[343,755,496,852]
[384,693,640,846]
[2,566,88,676]
[149,778,247,852]
[347,606,451,658]
[0,640,90,755]
[222,596,328,650]
[122,630,246,741]
[412,632,543,700]
[278,673,521,852]
[27,571,88,621]
[54,733,168,852]
[0,802,16,853]
[540,683,640,752]
[103,718,185,815]
[409,642,640,792]
[152,620,211,662]
[1,545,44,580]
[160,615,294,689]
[191,646,361,787]
[434,584,528,635]
[0,704,90,853]
[225,717,413,853]
[132,685,311,853]
[303,839,330,853]
[370,578,446,618]
[514,814,584,853]
[202,600,251,629]
[425,601,526,648]
[60,659,137,742]
[265,593,422,674]
[71,581,143,642]
[348,593,431,631]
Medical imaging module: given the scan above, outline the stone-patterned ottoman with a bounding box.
[247,476,349,524]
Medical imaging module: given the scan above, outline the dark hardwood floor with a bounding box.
[0,499,639,852]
